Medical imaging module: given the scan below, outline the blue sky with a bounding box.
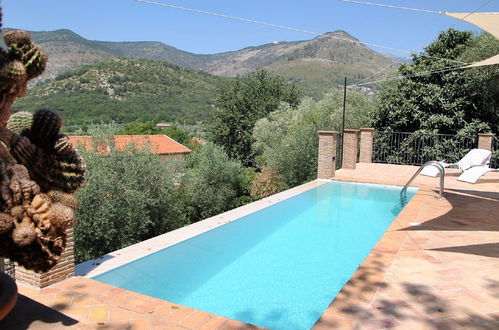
[2,0,498,56]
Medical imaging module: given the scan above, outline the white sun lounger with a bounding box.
[420,148,492,177]
[457,166,499,183]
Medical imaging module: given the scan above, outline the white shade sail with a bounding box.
[443,12,499,68]
[465,54,499,68]
[443,12,499,40]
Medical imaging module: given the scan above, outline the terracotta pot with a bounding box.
[0,271,17,320]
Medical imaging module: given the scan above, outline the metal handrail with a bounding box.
[373,131,476,166]
[401,161,445,201]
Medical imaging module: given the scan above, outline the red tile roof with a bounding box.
[68,135,191,156]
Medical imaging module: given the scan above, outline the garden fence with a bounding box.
[373,131,477,166]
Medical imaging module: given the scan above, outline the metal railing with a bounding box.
[373,131,476,166]
[401,161,445,201]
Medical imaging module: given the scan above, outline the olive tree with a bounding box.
[253,90,373,188]
[206,69,300,166]
[182,142,251,222]
[74,142,187,262]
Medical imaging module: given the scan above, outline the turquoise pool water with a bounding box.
[94,181,417,329]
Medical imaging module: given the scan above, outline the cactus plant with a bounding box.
[30,108,63,147]
[7,111,33,135]
[0,7,85,272]
[3,30,31,47]
[47,190,79,210]
[5,30,47,80]
[53,135,74,155]
[0,11,47,127]
[0,212,13,234]
[49,203,75,231]
[0,60,27,86]
[10,205,24,220]
[12,220,36,247]
[8,128,86,193]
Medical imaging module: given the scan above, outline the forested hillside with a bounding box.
[13,58,227,127]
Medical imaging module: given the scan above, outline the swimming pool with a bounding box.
[94,181,417,329]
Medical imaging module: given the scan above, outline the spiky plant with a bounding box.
[0,6,86,272]
[30,108,63,147]
[7,111,32,135]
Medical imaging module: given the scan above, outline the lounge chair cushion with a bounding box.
[419,149,492,177]
[457,149,491,170]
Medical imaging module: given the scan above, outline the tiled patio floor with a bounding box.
[7,276,260,329]
[3,163,499,329]
[314,163,499,329]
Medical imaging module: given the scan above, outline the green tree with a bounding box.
[74,141,187,262]
[372,29,499,135]
[206,69,300,166]
[182,142,250,222]
[116,120,161,135]
[253,90,373,188]
[162,125,190,145]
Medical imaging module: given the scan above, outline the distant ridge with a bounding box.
[10,28,397,97]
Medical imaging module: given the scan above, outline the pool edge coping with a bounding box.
[311,178,438,329]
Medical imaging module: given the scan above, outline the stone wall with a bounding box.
[317,131,338,179]
[359,128,374,163]
[342,129,360,169]
[15,229,75,288]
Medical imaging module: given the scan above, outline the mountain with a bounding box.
[263,32,394,97]
[19,29,117,84]
[379,52,412,64]
[13,58,227,128]
[13,28,396,96]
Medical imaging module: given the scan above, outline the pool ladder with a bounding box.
[401,161,445,201]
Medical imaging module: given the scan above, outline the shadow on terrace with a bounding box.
[0,294,78,329]
[314,163,499,329]
[402,189,499,233]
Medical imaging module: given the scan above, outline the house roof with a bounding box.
[68,135,191,155]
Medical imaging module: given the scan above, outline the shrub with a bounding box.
[74,141,187,262]
[182,142,249,222]
[253,90,372,188]
[206,69,300,166]
[250,167,284,199]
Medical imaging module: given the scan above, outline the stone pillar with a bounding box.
[342,129,360,169]
[15,229,75,288]
[317,131,338,179]
[359,128,375,163]
[477,133,494,151]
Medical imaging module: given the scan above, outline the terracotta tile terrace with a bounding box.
[2,163,498,329]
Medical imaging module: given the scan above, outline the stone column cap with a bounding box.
[343,129,360,133]
[360,128,375,132]
[318,130,339,135]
